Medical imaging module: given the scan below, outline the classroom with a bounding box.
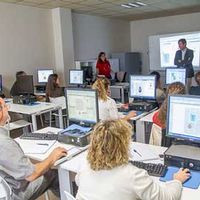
[0,0,200,200]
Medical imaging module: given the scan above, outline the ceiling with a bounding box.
[1,0,200,21]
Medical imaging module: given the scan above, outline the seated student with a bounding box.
[46,74,64,102]
[0,98,67,199]
[150,82,185,145]
[10,71,27,96]
[189,71,200,95]
[150,71,166,105]
[76,119,190,200]
[92,78,136,121]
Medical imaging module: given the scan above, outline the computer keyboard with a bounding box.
[130,160,167,177]
[20,132,58,140]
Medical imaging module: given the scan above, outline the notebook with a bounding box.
[160,166,200,189]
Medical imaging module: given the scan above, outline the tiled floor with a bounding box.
[36,191,59,200]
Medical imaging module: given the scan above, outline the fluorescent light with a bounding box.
[136,1,147,6]
[121,4,132,8]
[128,3,140,7]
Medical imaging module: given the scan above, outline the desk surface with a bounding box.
[139,110,157,122]
[8,101,60,115]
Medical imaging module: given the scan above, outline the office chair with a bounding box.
[0,175,13,200]
[64,191,76,200]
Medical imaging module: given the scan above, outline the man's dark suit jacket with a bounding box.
[174,48,194,78]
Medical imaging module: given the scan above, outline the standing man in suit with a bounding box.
[174,38,194,92]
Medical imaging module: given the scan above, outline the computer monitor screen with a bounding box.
[65,88,99,125]
[17,75,34,94]
[166,68,186,85]
[130,75,156,100]
[0,75,2,93]
[167,95,200,143]
[69,70,84,85]
[37,69,54,83]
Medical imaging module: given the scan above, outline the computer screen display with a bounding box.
[69,70,84,85]
[167,95,200,143]
[130,75,156,99]
[0,75,2,93]
[65,88,99,125]
[37,69,54,83]
[166,68,186,85]
[17,75,34,94]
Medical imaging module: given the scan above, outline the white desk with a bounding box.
[136,110,157,143]
[59,142,200,200]
[8,101,63,131]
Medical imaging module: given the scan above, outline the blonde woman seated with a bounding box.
[76,119,190,200]
[92,78,136,120]
[150,82,186,146]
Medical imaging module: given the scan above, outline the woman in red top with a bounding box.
[96,52,111,79]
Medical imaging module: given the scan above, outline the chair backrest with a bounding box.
[149,123,162,146]
[49,96,66,110]
[64,191,76,200]
[0,176,12,200]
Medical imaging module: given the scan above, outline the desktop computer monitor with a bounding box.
[81,66,93,83]
[167,95,200,143]
[69,69,84,85]
[37,69,54,84]
[166,68,186,85]
[130,75,156,100]
[0,75,2,93]
[17,75,34,94]
[65,88,99,125]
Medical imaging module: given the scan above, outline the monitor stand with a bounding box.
[129,99,158,112]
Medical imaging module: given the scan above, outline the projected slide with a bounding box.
[160,32,200,68]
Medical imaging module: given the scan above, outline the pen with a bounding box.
[36,143,49,146]
[133,149,142,157]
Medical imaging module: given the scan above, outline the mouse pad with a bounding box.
[160,166,200,189]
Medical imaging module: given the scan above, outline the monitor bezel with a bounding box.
[65,88,99,125]
[37,69,54,84]
[165,67,186,85]
[17,75,34,95]
[166,94,200,144]
[129,75,156,100]
[69,69,84,85]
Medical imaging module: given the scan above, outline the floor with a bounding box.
[36,191,59,200]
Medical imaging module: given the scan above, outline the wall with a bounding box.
[130,12,200,74]
[72,13,131,61]
[0,3,54,95]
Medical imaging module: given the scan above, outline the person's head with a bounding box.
[98,52,106,62]
[46,74,59,96]
[150,71,161,89]
[0,98,10,126]
[178,38,187,50]
[87,119,132,171]
[16,71,26,79]
[92,78,110,101]
[158,82,185,127]
[195,71,200,86]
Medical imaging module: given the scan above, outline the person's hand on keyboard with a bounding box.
[48,147,68,166]
[173,168,191,183]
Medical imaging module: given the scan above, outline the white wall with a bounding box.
[130,12,200,74]
[0,3,54,95]
[72,13,131,61]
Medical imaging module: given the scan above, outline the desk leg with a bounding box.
[121,87,124,103]
[58,108,64,129]
[58,167,72,200]
[136,120,145,143]
[31,114,37,131]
